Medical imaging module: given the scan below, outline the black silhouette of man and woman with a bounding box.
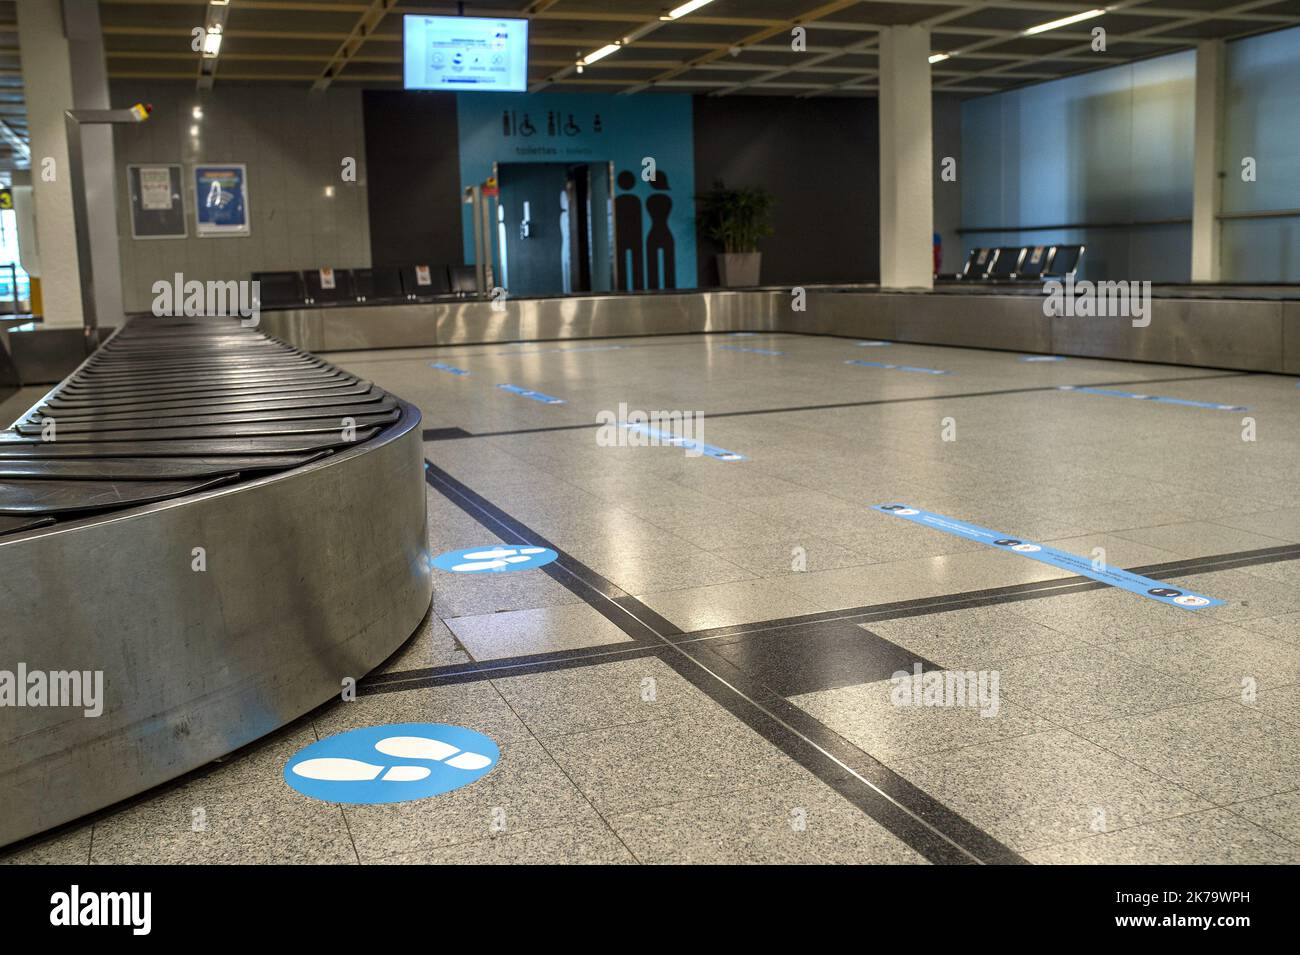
[614,168,676,291]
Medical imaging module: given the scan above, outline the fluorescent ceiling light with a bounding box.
[1022,8,1106,36]
[579,43,621,66]
[202,27,222,57]
[663,0,716,21]
[928,53,950,64]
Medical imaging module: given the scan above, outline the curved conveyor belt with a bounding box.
[0,317,432,848]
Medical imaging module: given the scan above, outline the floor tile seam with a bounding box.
[490,691,644,864]
[1211,806,1300,849]
[423,459,1032,864]
[1019,802,1280,856]
[685,545,1300,641]
[363,645,667,690]
[1053,721,1256,807]
[796,715,1069,769]
[352,815,617,864]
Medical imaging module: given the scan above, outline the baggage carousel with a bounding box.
[0,317,431,847]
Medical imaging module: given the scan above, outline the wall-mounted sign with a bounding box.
[194,163,250,237]
[0,188,12,210]
[126,164,186,239]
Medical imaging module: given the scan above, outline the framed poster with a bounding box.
[194,163,250,237]
[126,164,186,239]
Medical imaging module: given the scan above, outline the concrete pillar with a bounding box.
[16,0,123,329]
[879,25,935,290]
[17,0,80,327]
[66,0,125,330]
[1191,39,1225,283]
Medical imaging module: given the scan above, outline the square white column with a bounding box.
[1191,39,1225,283]
[879,25,935,290]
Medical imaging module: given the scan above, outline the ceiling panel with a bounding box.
[0,0,1296,167]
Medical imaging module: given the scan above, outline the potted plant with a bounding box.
[696,181,774,288]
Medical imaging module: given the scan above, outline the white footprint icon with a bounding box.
[451,546,547,573]
[375,735,493,770]
[291,735,493,783]
[292,757,431,782]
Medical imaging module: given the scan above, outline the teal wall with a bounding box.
[1221,24,1300,282]
[456,91,697,292]
[961,50,1195,281]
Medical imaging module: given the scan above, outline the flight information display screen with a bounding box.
[403,15,529,92]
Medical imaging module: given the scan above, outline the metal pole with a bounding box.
[63,104,150,351]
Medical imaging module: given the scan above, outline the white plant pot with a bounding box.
[716,252,762,288]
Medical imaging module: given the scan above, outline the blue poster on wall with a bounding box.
[456,91,697,291]
[194,163,250,237]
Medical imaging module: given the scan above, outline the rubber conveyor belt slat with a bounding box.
[0,453,327,481]
[0,429,380,459]
[0,315,401,535]
[19,398,399,434]
[40,381,376,414]
[0,475,238,515]
[25,388,389,425]
[0,410,399,442]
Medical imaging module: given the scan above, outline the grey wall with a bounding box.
[693,95,880,287]
[960,51,1195,282]
[111,83,371,313]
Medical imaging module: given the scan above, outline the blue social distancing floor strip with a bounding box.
[855,340,892,347]
[620,422,747,461]
[496,344,625,355]
[1059,385,1247,411]
[847,359,950,376]
[874,504,1223,610]
[720,345,783,355]
[497,383,566,404]
[430,361,470,375]
[1020,355,1066,362]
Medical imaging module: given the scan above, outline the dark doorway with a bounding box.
[497,162,614,298]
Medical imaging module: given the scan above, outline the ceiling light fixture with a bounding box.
[578,42,621,67]
[928,53,950,64]
[1022,8,1107,37]
[662,0,716,21]
[202,25,223,58]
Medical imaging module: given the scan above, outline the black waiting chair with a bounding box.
[987,247,1025,281]
[956,247,994,280]
[398,264,451,299]
[1044,244,1085,278]
[1017,245,1049,280]
[352,267,404,303]
[448,265,479,296]
[301,268,354,305]
[250,271,305,309]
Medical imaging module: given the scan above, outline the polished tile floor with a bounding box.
[7,332,1300,865]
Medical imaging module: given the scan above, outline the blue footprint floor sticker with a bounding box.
[284,723,499,804]
[432,544,558,573]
